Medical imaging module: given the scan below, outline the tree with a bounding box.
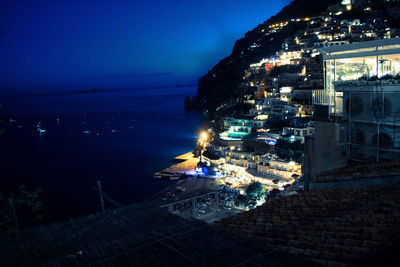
[245,182,266,203]
[0,185,43,236]
[234,182,267,208]
[235,194,250,207]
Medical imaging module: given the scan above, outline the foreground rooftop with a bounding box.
[0,203,314,266]
[215,184,400,266]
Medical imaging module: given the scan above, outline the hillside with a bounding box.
[196,0,341,116]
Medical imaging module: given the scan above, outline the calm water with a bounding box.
[0,87,202,225]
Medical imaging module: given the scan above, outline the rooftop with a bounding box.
[321,38,400,59]
[315,161,400,183]
[215,184,400,266]
[0,203,314,266]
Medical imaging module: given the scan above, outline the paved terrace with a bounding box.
[215,184,400,266]
[0,203,315,266]
[154,152,199,178]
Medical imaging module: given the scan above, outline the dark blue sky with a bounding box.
[0,0,289,94]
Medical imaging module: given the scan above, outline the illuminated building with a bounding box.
[249,98,299,120]
[279,86,293,102]
[313,40,349,48]
[278,50,302,65]
[220,117,252,141]
[312,38,400,117]
[281,126,314,144]
[305,38,400,189]
[256,158,301,181]
[225,150,263,169]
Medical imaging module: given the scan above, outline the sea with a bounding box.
[0,86,202,226]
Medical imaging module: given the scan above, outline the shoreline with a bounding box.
[146,118,215,207]
[153,151,199,179]
[144,179,184,202]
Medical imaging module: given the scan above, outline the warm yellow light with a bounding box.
[200,132,208,141]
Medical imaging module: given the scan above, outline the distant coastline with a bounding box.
[0,84,197,99]
[77,88,106,94]
[77,84,188,94]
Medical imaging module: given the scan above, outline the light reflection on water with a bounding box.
[0,87,202,224]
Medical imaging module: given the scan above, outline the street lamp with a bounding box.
[200,132,208,144]
[199,131,208,163]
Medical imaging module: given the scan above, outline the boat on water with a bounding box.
[36,122,46,134]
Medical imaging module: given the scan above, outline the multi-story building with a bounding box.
[225,150,263,169]
[336,79,400,162]
[278,49,302,65]
[220,117,253,141]
[312,38,400,117]
[313,40,349,48]
[250,98,299,119]
[305,38,400,189]
[257,158,302,181]
[282,126,315,144]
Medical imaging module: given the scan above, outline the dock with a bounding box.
[154,152,199,179]
[173,152,195,162]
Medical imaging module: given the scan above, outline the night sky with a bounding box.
[0,0,289,94]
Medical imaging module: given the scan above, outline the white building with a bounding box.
[282,127,315,144]
[257,158,301,181]
[250,98,299,119]
[313,38,400,117]
[225,150,263,169]
[313,40,349,48]
[278,50,302,65]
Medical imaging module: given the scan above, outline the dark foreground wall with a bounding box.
[304,121,347,190]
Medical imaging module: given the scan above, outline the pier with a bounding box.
[154,152,199,179]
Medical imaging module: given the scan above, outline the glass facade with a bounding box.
[312,40,400,117]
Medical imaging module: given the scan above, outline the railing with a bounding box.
[160,191,243,220]
[160,192,220,219]
[334,79,400,86]
[312,89,329,105]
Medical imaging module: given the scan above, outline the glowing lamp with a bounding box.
[200,132,208,141]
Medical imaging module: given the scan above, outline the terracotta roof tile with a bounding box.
[0,203,321,266]
[304,248,320,258]
[351,246,371,255]
[289,247,304,256]
[327,261,348,267]
[321,251,337,261]
[214,184,400,265]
